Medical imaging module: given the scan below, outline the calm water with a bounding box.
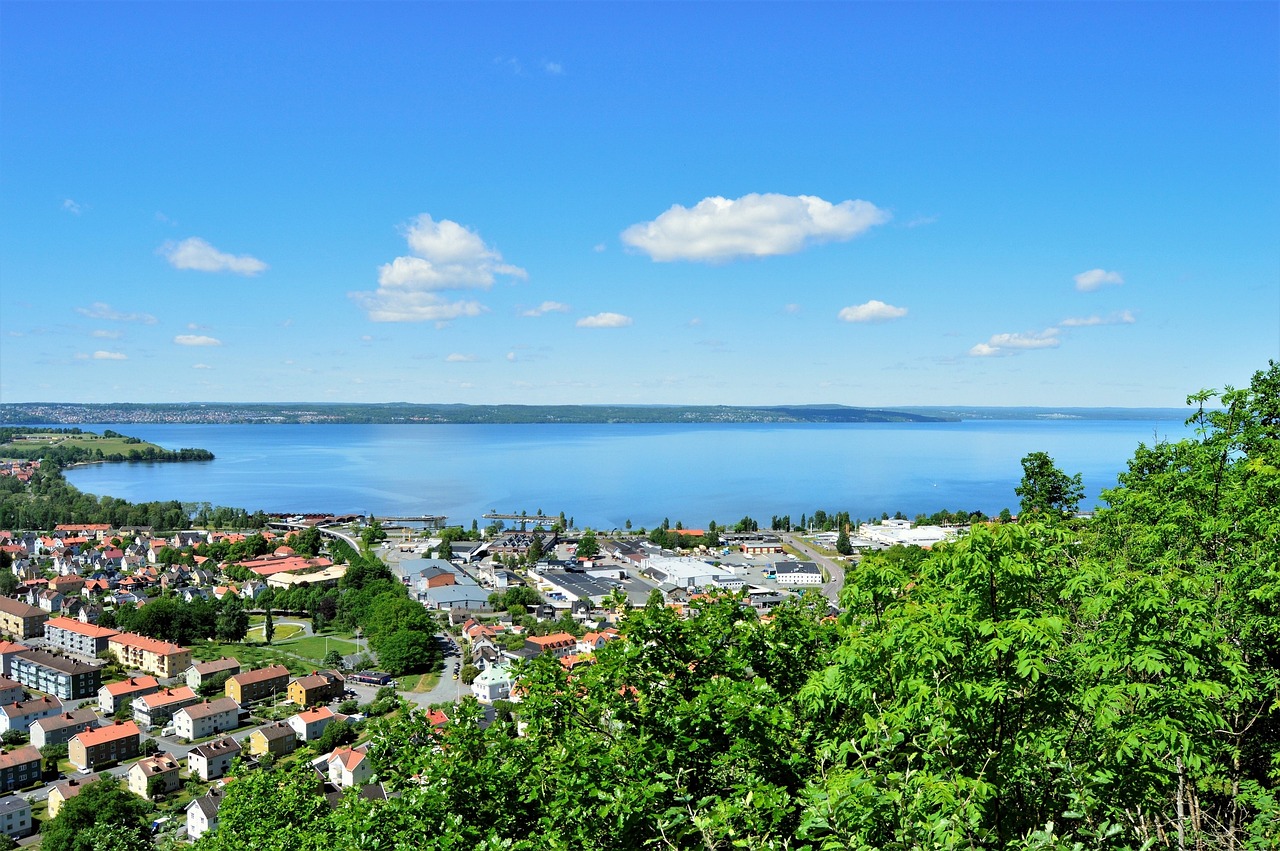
[62,420,1191,529]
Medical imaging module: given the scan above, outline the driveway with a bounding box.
[783,533,850,603]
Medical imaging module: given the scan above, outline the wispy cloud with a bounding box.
[784,303,801,314]
[193,363,213,369]
[174,334,222,347]
[91,329,121,339]
[1074,268,1124,292]
[92,350,128,360]
[446,353,478,363]
[521,300,570,317]
[904,214,937,228]
[622,193,890,262]
[1059,310,1136,327]
[577,312,633,328]
[838,299,908,323]
[75,303,158,325]
[162,237,268,275]
[968,328,1061,357]
[542,60,564,75]
[62,199,83,215]
[351,214,524,323]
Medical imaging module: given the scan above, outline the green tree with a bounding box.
[374,629,438,676]
[575,530,600,559]
[41,776,153,851]
[1014,450,1084,518]
[263,606,274,645]
[361,516,387,549]
[460,664,480,684]
[215,595,249,642]
[323,649,345,670]
[0,569,16,596]
[835,525,852,555]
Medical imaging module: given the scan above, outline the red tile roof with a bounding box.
[73,721,139,748]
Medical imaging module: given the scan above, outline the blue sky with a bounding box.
[2,2,1276,407]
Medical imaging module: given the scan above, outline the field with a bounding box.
[0,432,166,455]
[245,622,306,642]
[277,634,359,660]
[396,671,442,693]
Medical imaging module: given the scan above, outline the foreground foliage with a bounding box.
[187,363,1280,848]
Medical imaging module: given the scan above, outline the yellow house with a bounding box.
[0,597,46,640]
[47,774,103,818]
[107,633,192,679]
[247,721,297,758]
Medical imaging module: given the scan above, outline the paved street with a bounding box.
[783,533,850,602]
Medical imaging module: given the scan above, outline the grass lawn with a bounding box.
[1,432,168,456]
[189,641,312,675]
[246,622,306,642]
[276,634,358,662]
[395,672,441,693]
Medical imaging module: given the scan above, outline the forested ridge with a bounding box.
[181,362,1279,851]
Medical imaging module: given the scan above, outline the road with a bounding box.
[783,533,850,602]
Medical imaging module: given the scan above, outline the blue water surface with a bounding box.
[62,420,1191,529]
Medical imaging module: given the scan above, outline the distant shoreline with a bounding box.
[0,402,1194,427]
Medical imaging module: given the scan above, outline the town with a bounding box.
[0,480,966,847]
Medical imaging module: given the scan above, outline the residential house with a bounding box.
[0,677,21,707]
[772,560,823,585]
[49,575,86,596]
[47,773,102,818]
[188,736,241,781]
[186,786,225,840]
[127,752,181,800]
[10,649,102,699]
[36,590,64,614]
[98,676,158,714]
[524,632,578,659]
[107,633,192,678]
[68,721,140,770]
[0,596,46,639]
[287,670,344,706]
[184,657,241,691]
[471,664,515,703]
[0,696,62,733]
[173,698,239,741]
[247,721,297,759]
[0,794,31,840]
[0,747,40,792]
[327,745,372,788]
[43,616,118,656]
[287,706,339,742]
[225,664,289,705]
[0,644,23,680]
[29,708,98,748]
[134,686,199,728]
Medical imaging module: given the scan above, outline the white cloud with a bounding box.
[621,193,889,262]
[174,334,222,347]
[193,363,213,370]
[92,329,121,339]
[1059,310,1136,327]
[838,299,908,323]
[75,302,158,324]
[577,312,633,328]
[543,60,563,75]
[353,214,525,323]
[350,291,488,324]
[784,303,801,314]
[521,300,570,317]
[92,350,127,360]
[446,353,478,363]
[905,214,938,228]
[62,199,83,215]
[1074,268,1124,292]
[968,328,1061,357]
[162,237,267,275]
[506,351,517,362]
[593,243,606,253]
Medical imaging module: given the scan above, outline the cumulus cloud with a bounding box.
[352,214,525,323]
[162,237,268,275]
[838,299,908,323]
[92,329,121,339]
[621,193,889,262]
[62,199,83,215]
[1059,310,1136,327]
[576,312,633,328]
[174,334,222,347]
[968,329,1061,357]
[1074,268,1124,292]
[521,301,570,317]
[92,350,127,360]
[446,353,478,363]
[75,302,158,324]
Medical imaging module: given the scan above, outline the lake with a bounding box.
[61,419,1192,530]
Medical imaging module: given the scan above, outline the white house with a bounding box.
[287,706,338,742]
[326,745,372,788]
[470,664,515,704]
[187,736,241,781]
[173,698,239,741]
[185,786,225,841]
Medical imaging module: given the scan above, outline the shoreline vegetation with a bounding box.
[1,401,1194,425]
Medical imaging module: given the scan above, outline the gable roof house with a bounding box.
[188,736,241,781]
[127,752,181,800]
